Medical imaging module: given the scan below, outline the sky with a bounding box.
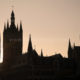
[0,0,80,62]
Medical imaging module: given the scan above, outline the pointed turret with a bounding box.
[4,23,6,31]
[7,20,9,29]
[68,38,72,58]
[17,24,18,31]
[20,21,22,32]
[68,39,71,49]
[41,49,43,57]
[11,10,15,25]
[28,34,33,52]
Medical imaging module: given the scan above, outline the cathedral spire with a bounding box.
[68,38,71,49]
[28,34,33,52]
[68,38,72,58]
[11,10,15,25]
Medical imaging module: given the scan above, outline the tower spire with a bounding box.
[4,23,6,31]
[28,34,33,52]
[7,20,9,28]
[20,21,22,32]
[17,24,18,31]
[11,10,15,25]
[69,38,71,49]
[68,38,72,58]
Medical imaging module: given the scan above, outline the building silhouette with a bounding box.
[3,11,23,66]
[68,39,80,76]
[0,11,80,80]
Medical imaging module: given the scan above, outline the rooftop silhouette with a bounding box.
[0,10,80,80]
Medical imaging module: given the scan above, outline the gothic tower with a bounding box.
[3,11,23,65]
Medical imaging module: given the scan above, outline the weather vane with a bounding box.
[10,0,14,10]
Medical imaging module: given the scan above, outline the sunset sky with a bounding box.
[0,0,80,62]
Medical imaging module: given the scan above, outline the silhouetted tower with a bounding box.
[68,39,73,58]
[28,35,33,52]
[11,11,15,25]
[41,49,43,57]
[3,10,23,65]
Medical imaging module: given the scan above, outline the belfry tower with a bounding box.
[3,11,23,65]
